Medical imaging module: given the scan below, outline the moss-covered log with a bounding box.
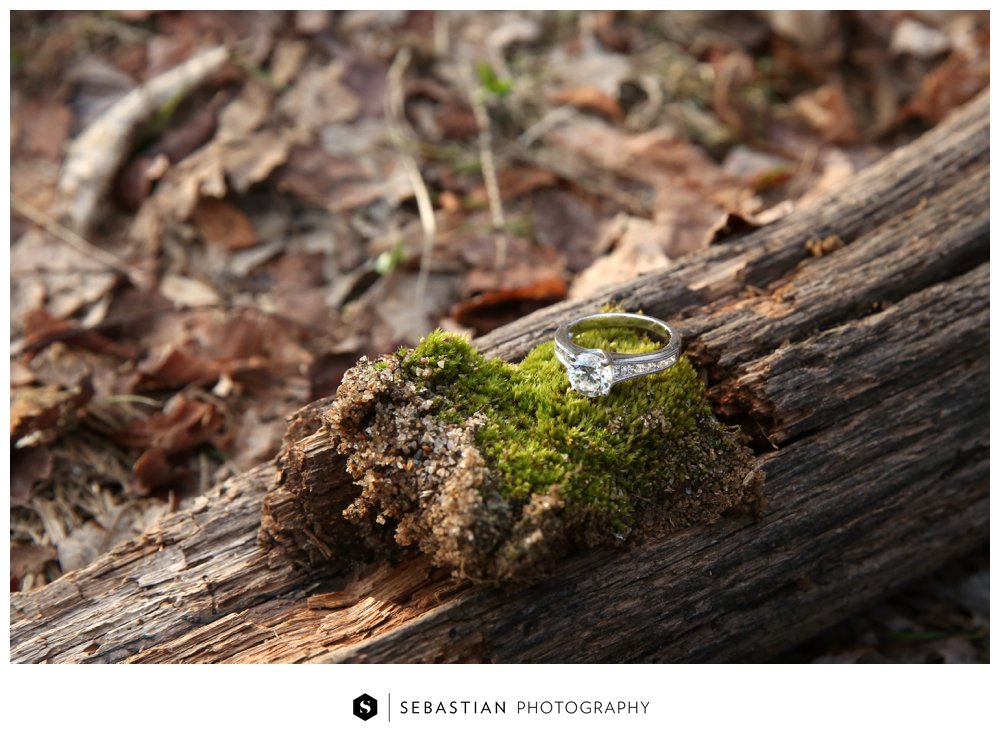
[318,328,761,583]
[9,92,988,664]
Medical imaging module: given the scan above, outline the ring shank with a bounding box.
[554,312,681,366]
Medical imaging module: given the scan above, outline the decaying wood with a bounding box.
[11,91,988,663]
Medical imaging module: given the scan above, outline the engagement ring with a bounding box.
[554,312,681,397]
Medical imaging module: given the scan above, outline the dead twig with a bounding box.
[385,48,437,309]
[57,44,229,235]
[467,72,509,272]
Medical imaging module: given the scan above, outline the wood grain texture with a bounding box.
[10,92,988,664]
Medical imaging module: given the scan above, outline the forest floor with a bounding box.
[9,10,989,662]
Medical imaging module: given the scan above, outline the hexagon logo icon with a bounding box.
[353,693,378,721]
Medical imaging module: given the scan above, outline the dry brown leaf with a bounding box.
[15,99,72,161]
[901,50,990,124]
[129,82,293,252]
[764,10,838,49]
[591,126,749,255]
[792,146,885,204]
[9,155,60,221]
[594,10,637,54]
[221,312,313,369]
[277,121,414,212]
[148,94,225,161]
[276,145,370,205]
[436,100,479,141]
[115,153,171,212]
[11,381,94,446]
[352,271,449,349]
[136,309,313,390]
[467,165,559,206]
[890,18,952,60]
[20,341,129,402]
[116,9,155,21]
[11,445,53,506]
[278,62,363,137]
[137,345,226,389]
[446,232,560,273]
[792,82,861,144]
[132,446,175,492]
[128,149,225,252]
[328,171,414,212]
[224,417,285,472]
[341,56,391,119]
[144,33,198,78]
[544,119,749,246]
[11,359,36,388]
[570,216,674,299]
[544,117,634,172]
[440,191,462,213]
[295,9,331,35]
[550,85,624,123]
[706,211,765,245]
[228,132,296,194]
[218,80,274,140]
[764,9,844,71]
[270,39,309,88]
[11,543,58,586]
[116,96,224,211]
[22,308,137,361]
[500,166,560,199]
[10,229,119,336]
[543,40,631,98]
[452,266,568,335]
[530,190,602,273]
[129,132,291,252]
[191,198,259,250]
[158,274,223,308]
[155,11,282,67]
[113,393,227,455]
[722,145,796,192]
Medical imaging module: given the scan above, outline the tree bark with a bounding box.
[10,91,988,664]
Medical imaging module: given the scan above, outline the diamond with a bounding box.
[567,350,613,397]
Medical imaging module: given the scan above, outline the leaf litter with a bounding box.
[9,10,989,661]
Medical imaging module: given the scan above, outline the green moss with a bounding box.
[401,326,736,534]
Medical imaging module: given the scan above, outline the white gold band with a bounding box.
[554,312,682,397]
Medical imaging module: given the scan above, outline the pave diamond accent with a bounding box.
[566,350,613,397]
[611,357,677,382]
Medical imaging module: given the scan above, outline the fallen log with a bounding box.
[10,91,988,664]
